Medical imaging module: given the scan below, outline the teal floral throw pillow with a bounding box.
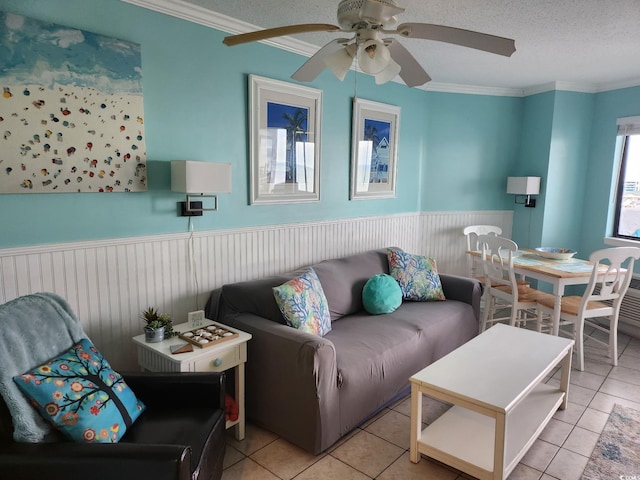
[387,248,446,301]
[13,337,145,443]
[273,267,332,336]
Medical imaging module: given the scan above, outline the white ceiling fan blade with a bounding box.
[360,0,405,24]
[291,38,352,82]
[223,24,341,46]
[386,39,431,87]
[396,23,516,57]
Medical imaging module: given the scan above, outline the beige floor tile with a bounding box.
[562,426,599,457]
[293,455,370,480]
[576,407,610,433]
[364,409,414,449]
[520,439,559,472]
[377,452,458,480]
[331,430,404,478]
[360,407,391,429]
[552,401,585,425]
[607,365,640,386]
[553,368,605,391]
[506,463,543,480]
[599,377,640,402]
[223,445,246,470]
[250,438,323,480]
[544,448,588,480]
[621,340,640,358]
[222,457,280,480]
[538,419,573,446]
[226,423,279,456]
[391,394,451,424]
[588,391,640,413]
[618,352,640,371]
[547,379,596,406]
[325,427,361,454]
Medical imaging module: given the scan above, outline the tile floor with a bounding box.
[221,326,640,480]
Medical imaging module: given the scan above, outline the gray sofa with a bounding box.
[205,248,482,454]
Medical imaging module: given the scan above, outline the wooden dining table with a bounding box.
[467,248,611,335]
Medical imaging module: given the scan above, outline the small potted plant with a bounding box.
[141,307,176,343]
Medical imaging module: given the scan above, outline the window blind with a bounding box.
[617,116,640,135]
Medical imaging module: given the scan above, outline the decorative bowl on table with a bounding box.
[534,247,577,260]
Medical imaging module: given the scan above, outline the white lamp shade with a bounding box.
[324,44,356,81]
[375,57,401,84]
[507,176,540,195]
[171,160,232,194]
[358,39,390,74]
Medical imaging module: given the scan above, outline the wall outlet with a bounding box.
[188,310,205,328]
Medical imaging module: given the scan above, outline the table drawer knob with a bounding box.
[213,358,222,367]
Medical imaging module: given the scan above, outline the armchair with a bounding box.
[0,293,226,480]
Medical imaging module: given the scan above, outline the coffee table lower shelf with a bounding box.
[416,383,565,480]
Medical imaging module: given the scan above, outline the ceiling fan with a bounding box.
[223,0,516,88]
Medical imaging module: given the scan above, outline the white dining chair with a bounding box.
[478,234,555,333]
[536,246,640,371]
[463,225,502,278]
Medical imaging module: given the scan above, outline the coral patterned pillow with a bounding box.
[387,248,446,301]
[13,337,145,443]
[273,267,332,336]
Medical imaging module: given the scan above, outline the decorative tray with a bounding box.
[178,325,239,349]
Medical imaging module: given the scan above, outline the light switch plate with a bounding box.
[188,310,205,328]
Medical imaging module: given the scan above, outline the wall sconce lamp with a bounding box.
[507,176,540,208]
[171,160,232,217]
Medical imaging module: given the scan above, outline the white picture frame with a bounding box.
[249,75,322,205]
[350,98,400,200]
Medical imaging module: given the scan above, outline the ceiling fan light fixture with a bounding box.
[324,43,356,81]
[358,39,390,74]
[375,57,401,84]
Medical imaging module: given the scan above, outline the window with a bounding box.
[613,116,640,240]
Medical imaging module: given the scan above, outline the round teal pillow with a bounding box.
[362,274,402,315]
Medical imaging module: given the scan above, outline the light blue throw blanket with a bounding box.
[0,292,86,442]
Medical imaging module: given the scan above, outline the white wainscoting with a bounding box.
[0,210,512,370]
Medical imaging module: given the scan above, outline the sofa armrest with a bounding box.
[439,273,483,321]
[0,442,191,480]
[223,312,340,454]
[123,372,225,410]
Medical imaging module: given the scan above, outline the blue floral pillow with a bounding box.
[13,338,145,443]
[387,248,446,301]
[273,267,332,336]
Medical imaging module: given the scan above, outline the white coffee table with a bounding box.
[409,324,573,480]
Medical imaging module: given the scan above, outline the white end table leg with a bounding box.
[234,362,246,440]
[410,383,422,463]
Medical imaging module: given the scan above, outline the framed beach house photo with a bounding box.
[249,75,322,205]
[350,98,400,200]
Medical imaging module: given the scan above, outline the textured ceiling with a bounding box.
[180,0,640,92]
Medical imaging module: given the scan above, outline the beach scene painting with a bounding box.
[351,98,400,199]
[0,12,146,193]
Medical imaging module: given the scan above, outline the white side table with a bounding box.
[132,319,252,440]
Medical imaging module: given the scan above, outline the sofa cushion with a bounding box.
[325,300,478,432]
[273,268,332,336]
[362,274,402,314]
[387,248,446,301]
[313,250,389,321]
[14,337,145,443]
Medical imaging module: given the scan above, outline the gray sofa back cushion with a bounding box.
[219,273,296,324]
[312,249,389,322]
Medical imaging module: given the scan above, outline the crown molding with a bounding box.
[121,0,640,98]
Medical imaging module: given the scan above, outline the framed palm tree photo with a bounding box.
[350,98,400,200]
[249,75,322,204]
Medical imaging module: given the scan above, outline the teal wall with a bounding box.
[2,0,640,263]
[581,86,640,257]
[421,92,522,211]
[0,0,430,247]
